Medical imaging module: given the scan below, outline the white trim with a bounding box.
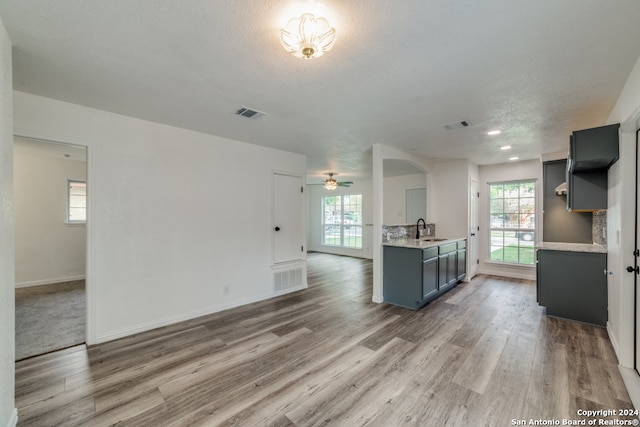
[619,105,640,132]
[94,288,306,344]
[15,275,85,288]
[7,408,18,427]
[619,366,640,416]
[608,323,621,362]
[85,144,96,345]
[478,266,536,281]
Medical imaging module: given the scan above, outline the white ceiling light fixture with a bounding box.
[500,145,512,150]
[509,156,519,161]
[488,130,501,135]
[280,13,336,59]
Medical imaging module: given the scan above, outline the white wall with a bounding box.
[606,53,640,368]
[14,91,306,344]
[0,16,16,427]
[477,159,542,280]
[14,141,87,286]
[383,174,427,225]
[372,144,435,302]
[432,160,472,238]
[306,180,373,259]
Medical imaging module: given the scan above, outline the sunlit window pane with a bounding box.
[488,180,535,265]
[67,180,86,223]
[322,194,363,249]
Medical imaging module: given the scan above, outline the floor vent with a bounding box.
[274,267,303,292]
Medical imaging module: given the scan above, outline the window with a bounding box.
[489,180,535,265]
[67,180,87,223]
[322,194,363,249]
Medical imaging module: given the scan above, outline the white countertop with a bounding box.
[535,242,607,254]
[383,237,465,249]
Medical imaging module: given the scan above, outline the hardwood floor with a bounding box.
[15,253,635,426]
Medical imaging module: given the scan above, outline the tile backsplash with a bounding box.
[592,210,607,245]
[383,223,436,241]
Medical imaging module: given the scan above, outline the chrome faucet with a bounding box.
[416,218,426,239]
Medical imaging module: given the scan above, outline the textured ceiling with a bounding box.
[2,1,640,182]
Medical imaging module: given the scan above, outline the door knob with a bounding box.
[274,226,281,231]
[626,265,639,274]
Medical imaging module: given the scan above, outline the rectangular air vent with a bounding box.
[274,267,303,292]
[442,120,471,130]
[235,106,266,119]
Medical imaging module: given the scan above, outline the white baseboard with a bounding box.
[15,275,86,288]
[608,323,622,364]
[619,366,640,415]
[94,286,307,344]
[477,266,536,281]
[7,408,18,427]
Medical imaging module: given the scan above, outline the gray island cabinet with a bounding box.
[536,243,607,326]
[383,239,466,310]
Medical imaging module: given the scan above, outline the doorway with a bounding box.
[14,137,88,359]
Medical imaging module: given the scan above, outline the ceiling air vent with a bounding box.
[442,120,472,130]
[235,106,266,119]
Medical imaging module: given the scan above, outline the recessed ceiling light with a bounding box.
[488,130,501,135]
[509,156,519,161]
[500,145,511,150]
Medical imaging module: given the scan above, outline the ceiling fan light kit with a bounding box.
[324,177,338,190]
[280,13,336,59]
[311,172,352,190]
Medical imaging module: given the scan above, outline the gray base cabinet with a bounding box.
[536,249,607,326]
[384,240,466,310]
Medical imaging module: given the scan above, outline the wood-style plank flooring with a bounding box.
[15,253,635,426]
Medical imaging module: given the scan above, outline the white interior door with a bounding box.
[468,179,479,279]
[273,173,304,264]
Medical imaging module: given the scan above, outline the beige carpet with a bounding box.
[15,280,85,361]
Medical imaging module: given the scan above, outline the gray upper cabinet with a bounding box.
[567,123,619,173]
[566,123,619,212]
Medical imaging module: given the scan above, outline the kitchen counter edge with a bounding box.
[383,237,466,249]
[535,242,607,254]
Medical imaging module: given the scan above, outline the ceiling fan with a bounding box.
[309,173,353,190]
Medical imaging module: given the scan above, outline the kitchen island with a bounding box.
[536,242,607,326]
[383,237,466,310]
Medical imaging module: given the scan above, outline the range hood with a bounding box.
[555,182,567,196]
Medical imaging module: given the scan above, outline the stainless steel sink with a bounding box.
[421,238,447,242]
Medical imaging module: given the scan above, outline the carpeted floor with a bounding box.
[15,280,85,361]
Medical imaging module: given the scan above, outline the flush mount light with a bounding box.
[280,13,336,59]
[500,145,512,150]
[488,130,501,135]
[509,156,519,161]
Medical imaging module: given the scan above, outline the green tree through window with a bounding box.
[489,181,535,265]
[322,194,363,249]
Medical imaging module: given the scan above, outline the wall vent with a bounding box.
[235,106,266,119]
[442,120,471,130]
[274,267,303,292]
